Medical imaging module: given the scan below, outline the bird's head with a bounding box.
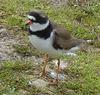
[26,10,49,31]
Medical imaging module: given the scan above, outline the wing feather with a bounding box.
[52,24,82,50]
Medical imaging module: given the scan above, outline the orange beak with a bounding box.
[26,19,33,25]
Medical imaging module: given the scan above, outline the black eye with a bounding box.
[29,19,35,22]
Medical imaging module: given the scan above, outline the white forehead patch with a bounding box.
[28,15,36,20]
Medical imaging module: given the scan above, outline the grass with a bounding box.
[0,52,100,95]
[0,0,100,95]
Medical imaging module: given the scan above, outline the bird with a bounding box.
[26,10,85,84]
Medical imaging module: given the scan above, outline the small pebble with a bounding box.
[48,70,65,80]
[29,79,48,88]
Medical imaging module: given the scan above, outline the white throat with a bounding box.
[30,20,49,32]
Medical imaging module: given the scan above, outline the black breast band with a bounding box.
[28,23,53,39]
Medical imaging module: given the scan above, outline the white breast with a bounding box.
[29,32,64,56]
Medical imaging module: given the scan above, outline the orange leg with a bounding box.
[41,54,48,77]
[48,59,61,86]
[56,59,60,84]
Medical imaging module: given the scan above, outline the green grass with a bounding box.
[0,0,100,95]
[0,52,100,95]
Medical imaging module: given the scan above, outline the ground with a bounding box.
[0,0,100,95]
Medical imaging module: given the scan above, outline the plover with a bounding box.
[26,10,84,83]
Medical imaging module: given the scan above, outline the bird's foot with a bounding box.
[40,70,47,77]
[55,67,62,73]
[49,79,59,86]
